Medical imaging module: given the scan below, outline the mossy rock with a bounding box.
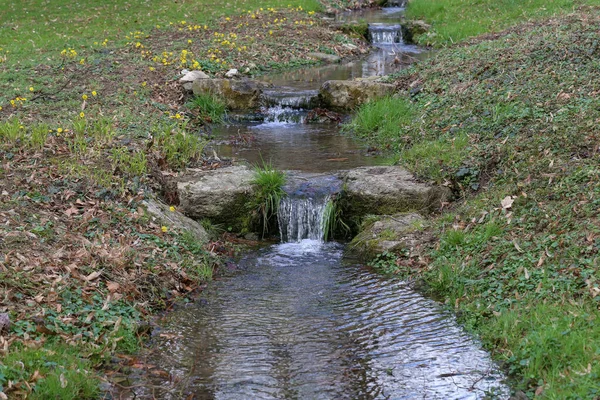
[177,165,255,231]
[348,213,426,261]
[318,80,396,111]
[342,166,450,218]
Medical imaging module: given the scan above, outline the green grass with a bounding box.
[405,0,600,46]
[349,7,600,398]
[0,343,99,399]
[251,162,287,237]
[343,96,415,147]
[153,121,206,170]
[186,93,227,124]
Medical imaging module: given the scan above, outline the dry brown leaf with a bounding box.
[84,271,102,281]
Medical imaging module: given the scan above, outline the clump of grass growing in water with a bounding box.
[186,93,227,124]
[344,96,415,147]
[251,162,286,237]
[322,198,350,241]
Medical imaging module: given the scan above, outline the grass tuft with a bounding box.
[251,161,286,237]
[186,93,227,124]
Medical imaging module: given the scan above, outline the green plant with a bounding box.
[153,121,206,170]
[0,343,99,399]
[186,93,227,124]
[322,198,350,241]
[29,123,49,149]
[251,161,286,237]
[110,146,148,177]
[0,118,24,143]
[344,96,415,148]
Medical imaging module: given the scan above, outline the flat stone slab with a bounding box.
[177,165,255,225]
[143,198,209,243]
[342,166,450,216]
[192,78,263,110]
[318,79,395,110]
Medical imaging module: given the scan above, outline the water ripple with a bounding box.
[127,241,508,399]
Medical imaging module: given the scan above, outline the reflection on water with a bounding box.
[126,241,508,399]
[210,117,384,173]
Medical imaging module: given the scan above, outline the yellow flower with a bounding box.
[169,206,176,212]
[82,94,88,100]
[188,39,192,44]
[149,66,155,71]
[79,112,85,118]
[269,30,273,35]
[0,106,2,111]
[161,226,168,232]
[141,81,147,87]
[29,87,34,92]
[57,127,63,133]
[175,113,182,119]
[79,58,85,65]
[92,91,97,96]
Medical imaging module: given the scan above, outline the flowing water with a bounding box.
[120,6,510,399]
[126,239,508,399]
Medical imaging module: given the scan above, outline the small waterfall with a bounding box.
[369,23,403,44]
[385,0,407,7]
[263,89,318,109]
[261,105,305,124]
[278,196,329,242]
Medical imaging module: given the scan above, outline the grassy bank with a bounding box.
[406,0,600,46]
[349,7,600,399]
[0,0,362,398]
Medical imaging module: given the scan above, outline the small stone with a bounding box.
[0,313,10,334]
[180,70,209,83]
[225,69,239,78]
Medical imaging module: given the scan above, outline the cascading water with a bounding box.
[277,196,329,242]
[369,23,403,45]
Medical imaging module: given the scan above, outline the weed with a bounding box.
[186,93,227,124]
[344,96,415,148]
[153,121,206,170]
[0,342,99,399]
[110,147,148,177]
[322,198,351,241]
[0,118,23,143]
[28,123,48,149]
[251,161,286,237]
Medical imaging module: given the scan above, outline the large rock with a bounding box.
[342,166,450,216]
[349,213,427,260]
[318,80,395,110]
[192,78,263,110]
[180,70,209,91]
[177,166,255,226]
[143,198,209,243]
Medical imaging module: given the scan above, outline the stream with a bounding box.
[122,5,510,399]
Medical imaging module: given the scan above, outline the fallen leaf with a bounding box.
[501,195,515,209]
[106,282,120,292]
[60,373,68,388]
[513,240,523,253]
[84,271,101,281]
